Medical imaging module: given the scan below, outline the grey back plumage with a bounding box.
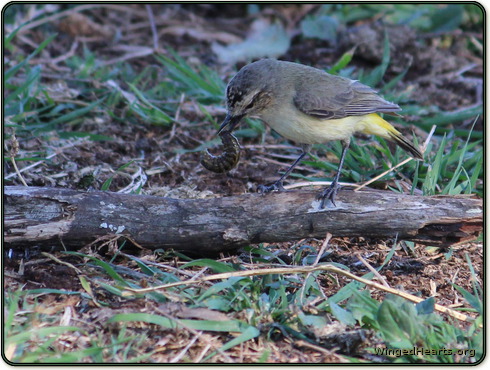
[292,70,401,120]
[226,58,402,121]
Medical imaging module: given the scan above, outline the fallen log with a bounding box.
[4,186,482,253]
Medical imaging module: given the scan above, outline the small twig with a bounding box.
[117,166,147,194]
[8,164,26,182]
[299,233,333,305]
[145,4,159,50]
[5,139,87,180]
[173,93,186,123]
[194,343,213,363]
[123,263,471,322]
[255,155,312,173]
[355,253,390,288]
[283,181,354,190]
[100,46,154,67]
[313,232,332,266]
[9,135,29,186]
[16,4,104,33]
[41,252,82,274]
[354,125,436,192]
[155,308,233,363]
[354,157,413,192]
[31,39,79,66]
[421,125,437,152]
[24,258,52,266]
[15,4,138,34]
[295,340,346,361]
[242,144,299,151]
[170,333,201,363]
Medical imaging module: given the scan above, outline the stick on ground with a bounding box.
[4,186,482,253]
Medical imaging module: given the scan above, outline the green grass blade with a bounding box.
[5,21,31,48]
[181,259,238,273]
[327,47,355,75]
[419,105,482,129]
[109,313,253,332]
[48,98,105,126]
[65,252,128,285]
[5,34,57,81]
[4,65,42,106]
[422,134,447,195]
[441,118,477,195]
[6,326,81,346]
[452,284,481,314]
[127,83,173,125]
[360,30,390,86]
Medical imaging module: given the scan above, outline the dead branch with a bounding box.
[4,186,482,253]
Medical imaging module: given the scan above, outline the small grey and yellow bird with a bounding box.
[218,58,423,208]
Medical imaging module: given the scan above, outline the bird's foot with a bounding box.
[257,181,286,194]
[316,183,341,209]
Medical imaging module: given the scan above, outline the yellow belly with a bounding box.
[260,106,394,145]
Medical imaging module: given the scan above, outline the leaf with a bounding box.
[347,290,380,327]
[415,297,435,315]
[100,160,135,191]
[201,297,233,311]
[328,271,374,304]
[298,312,328,328]
[376,300,412,348]
[101,177,113,191]
[330,302,356,326]
[452,284,482,314]
[418,105,482,129]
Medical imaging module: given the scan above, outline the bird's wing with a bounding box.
[293,74,401,120]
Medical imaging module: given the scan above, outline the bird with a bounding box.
[217,58,423,208]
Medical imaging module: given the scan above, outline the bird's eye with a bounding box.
[245,93,261,110]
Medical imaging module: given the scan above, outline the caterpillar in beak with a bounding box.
[200,131,241,173]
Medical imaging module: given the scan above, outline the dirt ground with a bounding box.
[3,4,483,363]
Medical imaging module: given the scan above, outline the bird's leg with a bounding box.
[257,145,310,193]
[317,140,350,208]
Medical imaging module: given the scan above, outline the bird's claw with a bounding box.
[317,183,341,209]
[257,181,286,194]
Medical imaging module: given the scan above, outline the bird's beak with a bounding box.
[217,113,243,135]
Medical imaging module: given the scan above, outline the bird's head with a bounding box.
[218,60,275,134]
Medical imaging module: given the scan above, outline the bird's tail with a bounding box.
[362,113,424,160]
[387,129,424,160]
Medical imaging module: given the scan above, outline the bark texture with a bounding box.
[4,186,482,253]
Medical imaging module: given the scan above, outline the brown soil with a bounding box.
[3,3,482,364]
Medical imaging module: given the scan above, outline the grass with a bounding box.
[3,3,483,364]
[4,246,483,363]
